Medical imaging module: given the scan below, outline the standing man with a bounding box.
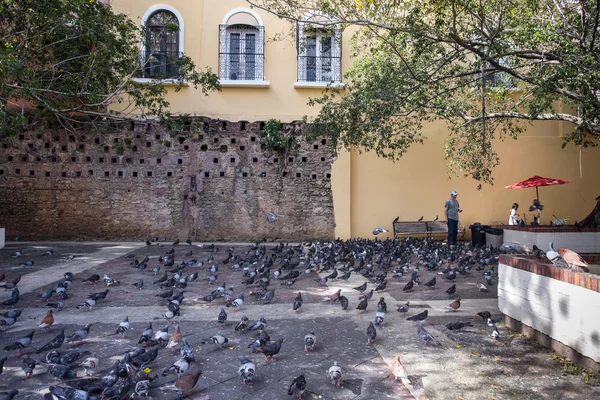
[445,190,463,245]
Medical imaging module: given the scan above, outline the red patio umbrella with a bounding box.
[504,175,571,201]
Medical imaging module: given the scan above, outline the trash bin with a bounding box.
[469,223,488,247]
[484,227,504,249]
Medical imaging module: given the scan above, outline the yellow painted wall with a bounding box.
[110,1,600,240]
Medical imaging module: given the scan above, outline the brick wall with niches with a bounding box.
[0,119,335,241]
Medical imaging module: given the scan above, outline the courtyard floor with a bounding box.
[0,240,598,400]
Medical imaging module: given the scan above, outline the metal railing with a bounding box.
[297,55,342,82]
[138,50,182,79]
[219,25,265,81]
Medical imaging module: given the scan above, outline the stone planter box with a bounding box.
[498,255,600,374]
[0,227,4,249]
[501,226,600,253]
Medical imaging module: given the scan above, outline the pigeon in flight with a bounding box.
[373,228,389,235]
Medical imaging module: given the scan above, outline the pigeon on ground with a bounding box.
[206,334,229,349]
[339,296,349,310]
[266,212,279,222]
[0,316,16,326]
[304,332,316,352]
[238,356,255,385]
[260,289,275,302]
[0,390,17,400]
[162,356,193,377]
[424,277,436,288]
[103,274,120,286]
[138,323,153,344]
[406,309,428,322]
[250,317,267,331]
[218,308,228,324]
[446,321,473,330]
[22,355,37,378]
[80,353,99,376]
[489,324,501,340]
[133,346,159,368]
[366,322,377,344]
[356,297,368,311]
[161,370,202,395]
[445,298,461,312]
[3,330,34,355]
[102,376,132,399]
[477,311,492,320]
[293,292,303,312]
[402,280,415,292]
[478,283,488,292]
[227,293,244,310]
[180,337,194,360]
[397,301,410,313]
[76,298,96,310]
[235,316,250,332]
[255,338,284,361]
[82,274,100,284]
[359,289,374,301]
[36,329,65,354]
[328,361,342,387]
[167,325,183,351]
[446,284,456,296]
[0,357,6,375]
[353,282,368,292]
[2,287,19,306]
[391,355,410,384]
[38,310,54,332]
[113,316,130,337]
[65,324,92,343]
[152,325,170,345]
[46,302,64,312]
[375,302,386,327]
[417,320,439,346]
[56,350,90,365]
[288,373,307,399]
[133,280,144,290]
[2,308,23,319]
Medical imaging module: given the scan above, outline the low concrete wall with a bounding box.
[502,227,600,253]
[498,255,600,374]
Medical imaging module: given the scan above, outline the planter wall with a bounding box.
[502,226,600,253]
[498,255,600,374]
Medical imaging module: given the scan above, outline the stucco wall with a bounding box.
[499,259,600,366]
[0,120,335,241]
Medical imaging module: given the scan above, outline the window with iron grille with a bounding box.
[219,24,265,81]
[142,10,181,79]
[297,24,341,83]
[475,57,516,89]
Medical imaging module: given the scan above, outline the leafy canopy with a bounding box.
[0,0,220,137]
[249,0,600,185]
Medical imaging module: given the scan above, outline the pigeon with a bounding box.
[558,247,590,272]
[154,273,169,285]
[0,357,6,375]
[173,239,180,246]
[418,216,424,222]
[2,308,23,319]
[328,289,342,302]
[391,355,410,383]
[3,330,34,355]
[39,288,54,301]
[339,296,349,310]
[375,302,386,327]
[153,325,170,344]
[0,275,21,289]
[82,274,100,284]
[48,385,91,400]
[113,316,130,336]
[445,298,461,312]
[255,338,284,361]
[397,301,410,313]
[36,329,65,354]
[374,280,387,291]
[0,391,17,400]
[546,242,568,267]
[356,297,368,311]
[161,370,202,395]
[478,311,492,320]
[433,215,439,221]
[406,309,428,322]
[446,284,456,296]
[133,346,159,368]
[353,282,368,292]
[102,376,132,399]
[227,293,245,310]
[360,289,374,301]
[424,277,436,288]
[132,279,144,290]
[47,302,65,312]
[260,289,275,302]
[267,212,279,222]
[402,280,415,292]
[235,316,250,332]
[417,320,439,346]
[206,334,229,349]
[103,274,120,286]
[288,374,307,399]
[0,317,16,326]
[238,356,256,384]
[489,324,501,340]
[446,321,473,330]
[56,350,90,365]
[80,353,99,376]
[293,292,303,312]
[328,361,342,387]
[167,325,183,350]
[250,317,268,331]
[66,324,92,343]
[76,299,96,310]
[478,283,488,292]
[304,331,316,352]
[22,355,37,378]
[138,323,153,344]
[2,287,19,306]
[162,356,192,377]
[366,322,377,344]
[218,308,228,324]
[180,337,194,360]
[373,228,389,235]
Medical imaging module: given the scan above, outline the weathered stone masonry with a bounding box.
[0,119,336,241]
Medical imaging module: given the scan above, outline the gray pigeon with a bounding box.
[65,324,92,343]
[238,356,255,384]
[366,322,377,344]
[373,228,389,235]
[266,212,279,222]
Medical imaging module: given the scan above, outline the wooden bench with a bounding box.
[393,220,465,240]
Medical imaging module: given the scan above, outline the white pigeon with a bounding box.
[267,212,279,222]
[79,353,99,376]
[546,242,568,267]
[328,361,342,387]
[238,356,256,384]
[304,332,316,352]
[373,228,389,235]
[227,293,244,310]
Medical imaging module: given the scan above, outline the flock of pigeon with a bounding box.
[1,234,554,400]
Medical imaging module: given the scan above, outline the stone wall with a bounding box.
[0,119,336,241]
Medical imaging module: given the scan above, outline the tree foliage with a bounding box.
[0,0,220,137]
[249,0,600,185]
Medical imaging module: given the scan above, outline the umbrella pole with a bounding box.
[536,186,539,201]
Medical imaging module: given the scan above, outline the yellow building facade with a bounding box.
[109,0,600,239]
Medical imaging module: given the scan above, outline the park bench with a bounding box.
[393,220,465,240]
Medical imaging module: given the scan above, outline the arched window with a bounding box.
[219,9,265,81]
[297,17,341,83]
[142,8,183,79]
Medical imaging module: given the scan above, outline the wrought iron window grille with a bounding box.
[219,24,265,81]
[296,24,342,83]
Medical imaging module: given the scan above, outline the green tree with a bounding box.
[249,0,600,185]
[0,0,219,137]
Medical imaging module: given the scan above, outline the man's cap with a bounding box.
[450,190,458,196]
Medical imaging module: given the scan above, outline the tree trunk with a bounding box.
[580,195,600,228]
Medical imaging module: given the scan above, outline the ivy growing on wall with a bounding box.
[265,118,299,156]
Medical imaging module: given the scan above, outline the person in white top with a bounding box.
[508,203,519,225]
